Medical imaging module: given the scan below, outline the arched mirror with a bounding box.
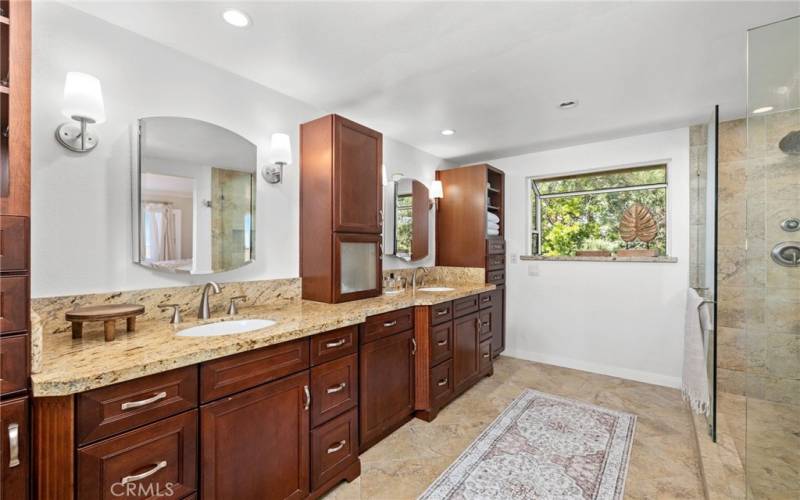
[385,177,429,262]
[132,117,257,274]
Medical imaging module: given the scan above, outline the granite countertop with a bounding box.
[31,283,494,397]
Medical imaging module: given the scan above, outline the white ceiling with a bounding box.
[66,1,800,163]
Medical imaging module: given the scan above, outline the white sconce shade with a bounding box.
[382,164,388,186]
[430,180,444,199]
[269,133,292,165]
[62,72,106,124]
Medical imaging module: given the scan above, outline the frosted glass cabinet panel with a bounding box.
[335,233,381,301]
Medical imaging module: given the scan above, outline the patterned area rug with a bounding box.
[419,389,636,500]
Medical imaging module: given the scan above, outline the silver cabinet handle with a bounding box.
[481,297,491,303]
[8,423,19,468]
[121,391,167,411]
[437,378,448,387]
[121,461,167,485]
[325,338,346,348]
[483,352,491,358]
[411,338,417,355]
[326,382,347,394]
[383,320,397,327]
[327,440,346,454]
[436,309,449,316]
[304,385,311,410]
[436,339,448,346]
[475,317,481,331]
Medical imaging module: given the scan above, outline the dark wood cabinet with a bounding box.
[300,114,383,303]
[1,396,29,500]
[0,334,27,395]
[77,410,197,500]
[492,285,506,357]
[0,276,28,335]
[0,216,28,272]
[310,325,357,366]
[310,353,357,427]
[452,312,480,394]
[310,408,359,491]
[200,371,310,500]
[359,328,415,451]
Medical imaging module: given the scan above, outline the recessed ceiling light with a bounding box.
[223,9,250,28]
[752,106,774,115]
[558,100,579,109]
[440,129,455,136]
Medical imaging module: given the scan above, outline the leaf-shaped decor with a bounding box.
[619,203,658,243]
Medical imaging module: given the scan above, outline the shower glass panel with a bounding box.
[703,106,719,440]
[745,16,799,500]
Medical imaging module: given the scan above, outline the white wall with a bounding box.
[490,128,691,388]
[31,3,447,297]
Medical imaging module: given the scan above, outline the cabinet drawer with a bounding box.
[429,321,453,365]
[310,353,358,427]
[361,307,414,344]
[486,270,505,284]
[452,295,479,318]
[77,366,198,445]
[0,216,28,273]
[478,289,499,310]
[486,253,505,271]
[77,410,197,500]
[0,276,29,335]
[430,360,453,408]
[1,396,29,500]
[0,334,27,395]
[311,325,357,366]
[311,408,358,491]
[200,338,309,402]
[479,339,493,373]
[478,309,492,342]
[486,238,505,255]
[429,301,452,326]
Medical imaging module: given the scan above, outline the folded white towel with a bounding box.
[487,212,500,223]
[487,228,500,236]
[683,288,710,415]
[487,222,500,230]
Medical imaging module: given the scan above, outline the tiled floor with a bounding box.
[325,356,705,499]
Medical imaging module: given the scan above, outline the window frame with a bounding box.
[527,161,671,257]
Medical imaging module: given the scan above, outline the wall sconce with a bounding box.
[262,133,292,184]
[382,164,388,187]
[55,72,106,153]
[429,180,443,209]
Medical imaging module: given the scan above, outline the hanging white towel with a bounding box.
[487,212,500,223]
[682,288,710,414]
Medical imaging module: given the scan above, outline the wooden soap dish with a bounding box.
[65,304,145,341]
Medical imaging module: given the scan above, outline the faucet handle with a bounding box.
[227,296,247,315]
[158,304,182,324]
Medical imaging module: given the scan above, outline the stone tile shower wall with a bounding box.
[689,124,708,289]
[713,112,800,404]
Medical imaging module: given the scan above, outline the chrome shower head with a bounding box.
[779,130,800,155]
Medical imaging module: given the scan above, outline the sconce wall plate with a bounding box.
[262,163,285,184]
[55,120,99,153]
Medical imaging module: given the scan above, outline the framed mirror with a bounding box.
[384,177,429,262]
[132,117,257,274]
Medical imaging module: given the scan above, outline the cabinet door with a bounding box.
[334,233,382,303]
[1,396,29,500]
[453,313,480,394]
[201,371,310,500]
[359,330,415,451]
[491,285,505,357]
[333,116,382,234]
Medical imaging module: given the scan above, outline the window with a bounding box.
[529,164,668,256]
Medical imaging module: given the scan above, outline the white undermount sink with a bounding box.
[417,287,455,292]
[176,319,276,337]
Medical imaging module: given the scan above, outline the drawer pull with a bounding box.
[121,461,167,485]
[327,440,346,454]
[483,352,491,358]
[383,320,397,327]
[436,308,449,316]
[304,385,311,410]
[481,297,491,303]
[437,378,448,387]
[326,382,347,394]
[411,338,417,355]
[436,339,448,346]
[325,338,347,349]
[8,423,19,468]
[121,391,167,411]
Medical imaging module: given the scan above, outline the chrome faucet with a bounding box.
[411,267,431,291]
[198,281,221,319]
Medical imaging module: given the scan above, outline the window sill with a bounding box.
[520,255,678,263]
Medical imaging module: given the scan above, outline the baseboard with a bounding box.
[502,348,682,389]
